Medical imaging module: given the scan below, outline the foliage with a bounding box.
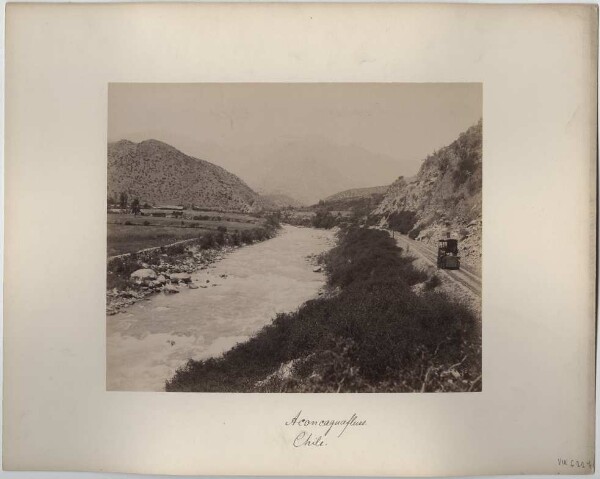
[365,214,381,227]
[408,226,421,240]
[387,210,417,234]
[166,227,481,393]
[311,209,337,229]
[119,191,128,209]
[424,274,441,291]
[131,198,141,215]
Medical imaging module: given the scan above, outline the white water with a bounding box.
[106,225,335,391]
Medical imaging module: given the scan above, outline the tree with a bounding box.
[119,192,128,210]
[387,211,417,235]
[312,209,337,229]
[131,198,141,216]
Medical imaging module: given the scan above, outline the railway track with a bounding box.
[390,232,482,297]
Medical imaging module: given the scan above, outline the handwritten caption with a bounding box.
[284,410,367,447]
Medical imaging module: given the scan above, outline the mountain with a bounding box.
[324,185,390,203]
[375,120,482,269]
[260,193,305,209]
[107,139,266,212]
[233,139,417,205]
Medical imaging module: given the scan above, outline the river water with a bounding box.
[106,225,335,391]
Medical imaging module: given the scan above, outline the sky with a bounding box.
[108,83,482,200]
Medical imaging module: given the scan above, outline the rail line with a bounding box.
[388,231,482,297]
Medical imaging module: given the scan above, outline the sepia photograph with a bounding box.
[5,3,597,475]
[106,83,482,393]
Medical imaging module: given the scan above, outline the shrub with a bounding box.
[143,220,150,226]
[201,233,216,249]
[168,243,186,255]
[166,227,480,393]
[215,231,226,246]
[124,220,132,226]
[365,214,381,227]
[265,214,281,230]
[240,230,253,244]
[312,209,337,229]
[230,232,241,246]
[424,274,441,291]
[387,210,417,234]
[408,226,421,239]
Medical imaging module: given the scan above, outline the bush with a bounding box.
[365,214,381,226]
[424,274,441,291]
[168,243,186,255]
[387,211,417,234]
[143,220,150,226]
[312,209,337,229]
[240,230,253,244]
[230,231,241,246]
[265,213,281,230]
[201,233,216,249]
[124,221,132,226]
[215,231,226,246]
[166,227,480,393]
[408,226,421,239]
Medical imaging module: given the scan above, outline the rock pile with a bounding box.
[107,244,238,315]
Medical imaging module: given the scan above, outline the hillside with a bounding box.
[374,120,482,269]
[108,140,266,212]
[324,185,389,203]
[260,193,305,209]
[236,138,414,205]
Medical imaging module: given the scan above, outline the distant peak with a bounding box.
[109,139,136,146]
[138,139,176,149]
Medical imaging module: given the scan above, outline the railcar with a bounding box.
[437,238,460,270]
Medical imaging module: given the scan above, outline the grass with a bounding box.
[107,215,281,291]
[165,226,482,393]
[107,224,212,256]
[107,214,264,256]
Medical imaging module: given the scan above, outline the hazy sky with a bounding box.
[108,83,482,194]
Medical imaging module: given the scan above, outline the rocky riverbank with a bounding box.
[107,243,257,316]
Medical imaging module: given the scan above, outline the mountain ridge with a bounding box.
[107,139,266,212]
[323,185,390,203]
[375,120,482,269]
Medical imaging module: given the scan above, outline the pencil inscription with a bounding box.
[285,410,367,447]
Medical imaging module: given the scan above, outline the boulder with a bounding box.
[170,272,192,283]
[156,275,167,284]
[312,266,322,273]
[188,283,199,290]
[130,269,157,281]
[163,284,179,294]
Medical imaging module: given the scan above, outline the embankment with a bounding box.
[166,227,482,393]
[107,222,279,315]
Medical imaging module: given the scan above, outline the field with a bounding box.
[108,212,265,256]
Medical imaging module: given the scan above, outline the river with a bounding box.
[106,225,335,391]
